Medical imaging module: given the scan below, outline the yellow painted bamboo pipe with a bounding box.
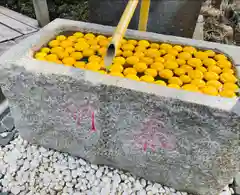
[138,0,151,31]
[104,0,139,69]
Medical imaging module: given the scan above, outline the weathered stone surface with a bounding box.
[0,131,15,146]
[236,173,240,186]
[0,19,239,195]
[0,41,15,103]
[235,172,240,194]
[0,125,5,133]
[2,115,15,131]
[236,187,240,195]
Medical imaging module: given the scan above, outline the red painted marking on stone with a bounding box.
[73,112,78,120]
[133,118,176,152]
[143,142,147,151]
[65,103,97,132]
[91,111,96,132]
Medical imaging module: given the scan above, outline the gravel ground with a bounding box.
[0,134,236,195]
[1,136,189,195]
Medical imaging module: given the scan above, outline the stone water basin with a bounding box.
[0,19,239,195]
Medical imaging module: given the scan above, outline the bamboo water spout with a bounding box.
[104,0,139,69]
[138,0,151,31]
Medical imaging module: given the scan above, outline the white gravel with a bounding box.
[0,136,235,195]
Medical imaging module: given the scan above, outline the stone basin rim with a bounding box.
[0,18,239,112]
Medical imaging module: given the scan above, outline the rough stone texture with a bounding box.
[2,115,14,131]
[0,126,5,133]
[235,172,240,195]
[0,19,239,195]
[236,172,240,186]
[0,131,15,146]
[236,187,240,195]
[0,110,16,146]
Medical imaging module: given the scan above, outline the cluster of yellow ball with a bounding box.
[34,32,239,98]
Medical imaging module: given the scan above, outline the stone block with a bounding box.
[0,19,239,195]
[0,125,5,133]
[2,115,14,131]
[235,172,240,194]
[236,172,240,185]
[0,131,15,146]
[235,186,240,195]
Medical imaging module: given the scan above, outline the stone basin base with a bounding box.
[0,19,239,195]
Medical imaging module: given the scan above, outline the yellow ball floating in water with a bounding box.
[125,74,140,81]
[134,62,148,73]
[140,75,155,83]
[182,84,199,92]
[35,32,239,98]
[201,86,218,96]
[159,69,173,79]
[144,68,158,77]
[168,84,181,89]
[168,77,183,86]
[155,80,167,86]
[123,68,137,76]
[219,90,236,98]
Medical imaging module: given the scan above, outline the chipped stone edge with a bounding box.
[0,18,239,112]
[0,99,8,116]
